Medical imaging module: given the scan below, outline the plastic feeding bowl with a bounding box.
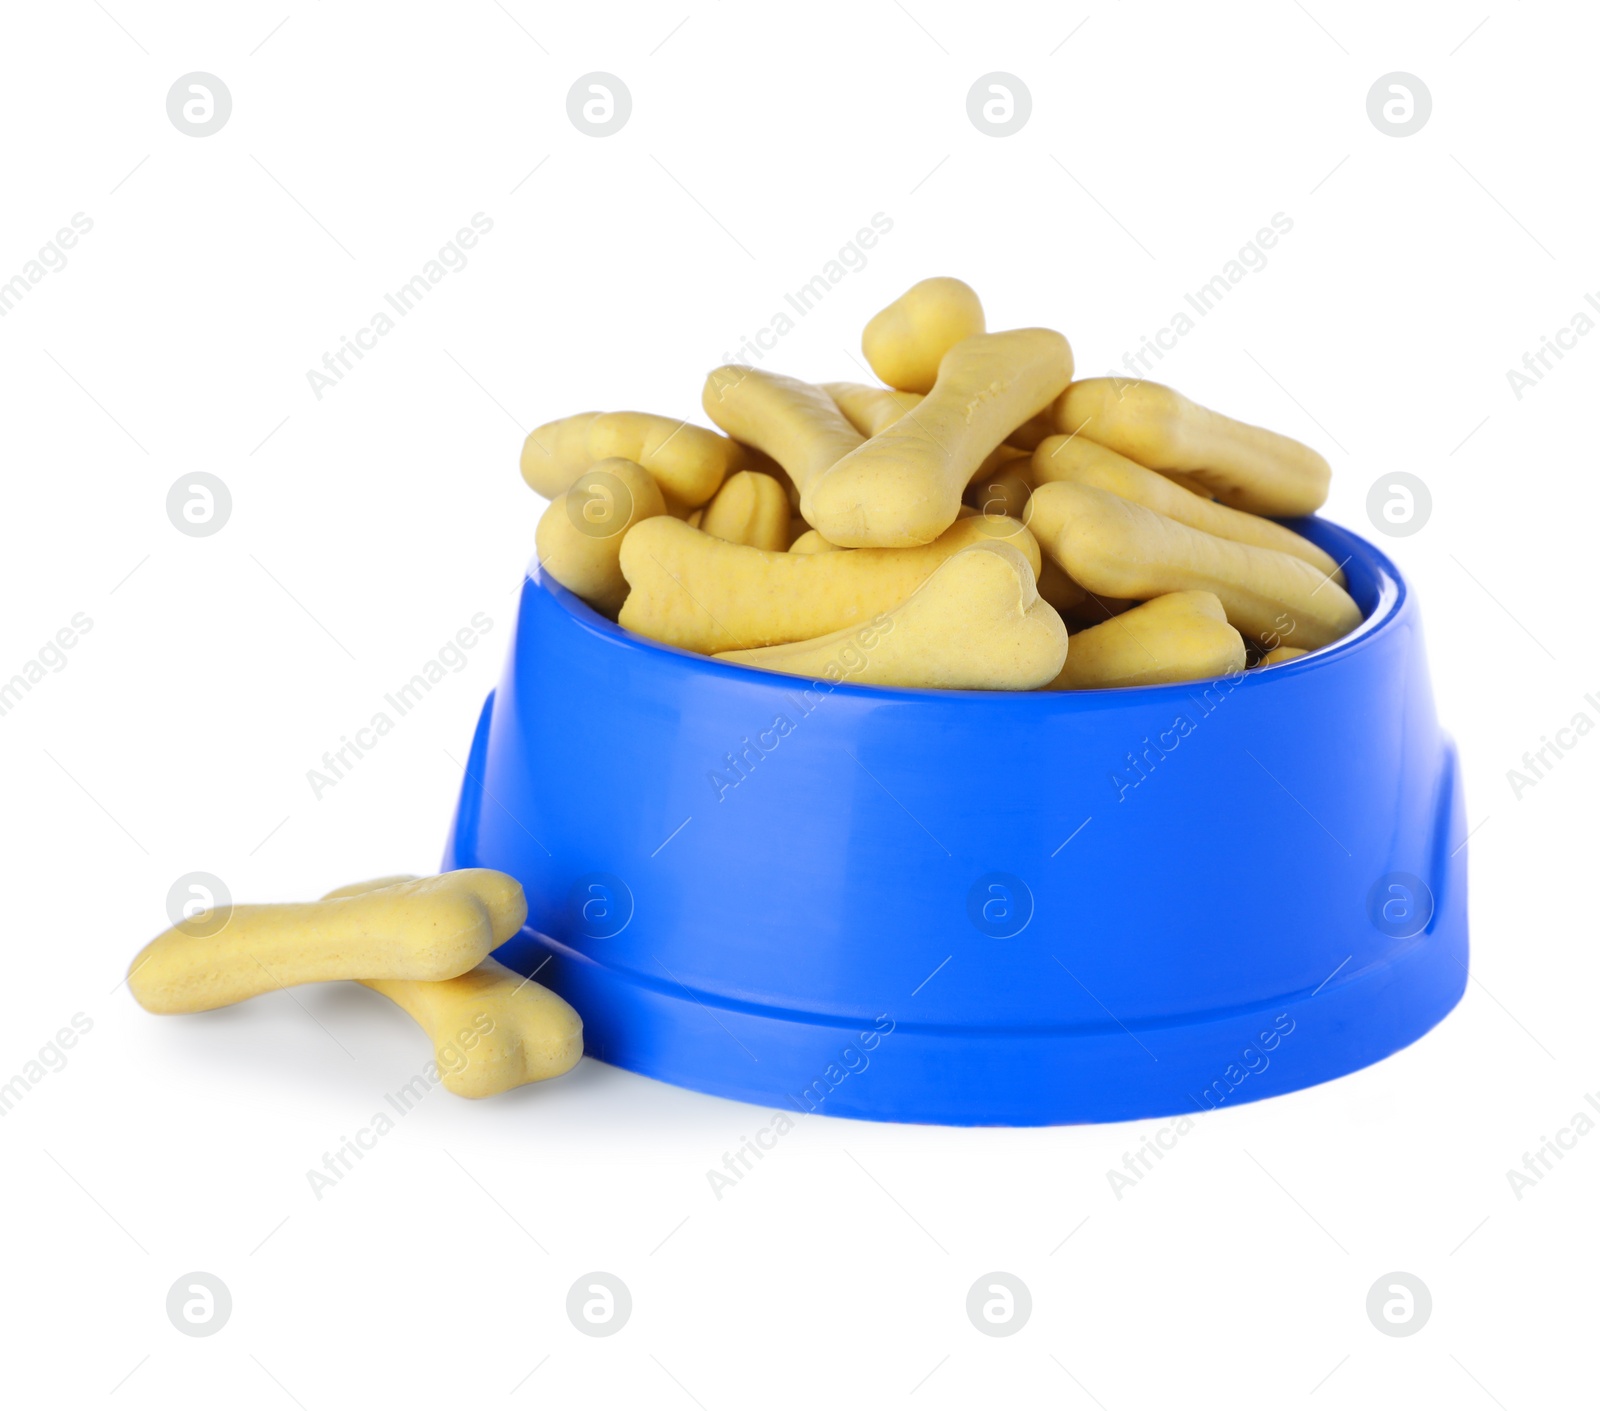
[443,517,1467,1126]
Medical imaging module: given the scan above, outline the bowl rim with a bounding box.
[523,515,1407,707]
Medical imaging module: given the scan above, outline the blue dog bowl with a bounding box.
[443,519,1467,1125]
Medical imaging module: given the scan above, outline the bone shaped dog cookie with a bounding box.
[128,870,527,1015]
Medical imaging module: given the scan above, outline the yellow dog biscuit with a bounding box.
[535,458,667,615]
[826,379,1051,465]
[1259,644,1310,667]
[1036,557,1088,614]
[824,381,924,438]
[1053,379,1331,518]
[1160,470,1217,498]
[804,329,1074,548]
[587,413,739,507]
[965,454,1034,522]
[521,411,740,507]
[618,513,1040,654]
[789,528,841,554]
[128,871,526,1015]
[1028,481,1360,649]
[717,542,1067,691]
[861,277,987,393]
[1068,593,1138,625]
[699,470,791,552]
[519,411,601,499]
[1046,591,1244,690]
[322,876,582,1097]
[1032,434,1343,582]
[1003,410,1059,451]
[361,961,583,1097]
[702,367,864,498]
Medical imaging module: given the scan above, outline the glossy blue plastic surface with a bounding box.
[444,518,1468,1125]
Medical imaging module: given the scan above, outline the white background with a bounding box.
[2,1,1596,1406]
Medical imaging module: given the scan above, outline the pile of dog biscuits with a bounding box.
[127,871,580,1098]
[526,277,1361,691]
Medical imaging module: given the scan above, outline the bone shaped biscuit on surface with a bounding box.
[803,328,1074,548]
[1052,379,1331,518]
[1027,481,1361,649]
[618,513,1040,655]
[360,961,583,1096]
[127,871,526,1015]
[322,877,581,1096]
[716,542,1067,691]
[1045,591,1244,690]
